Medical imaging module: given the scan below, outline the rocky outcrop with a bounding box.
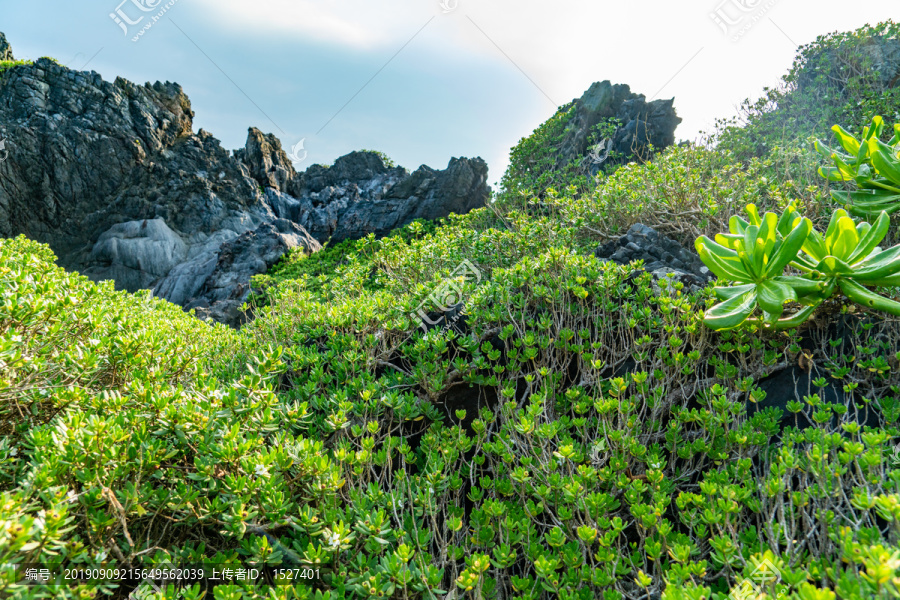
[558,81,681,176]
[239,131,491,242]
[180,219,319,326]
[594,223,713,292]
[233,128,297,195]
[0,34,490,326]
[0,33,13,61]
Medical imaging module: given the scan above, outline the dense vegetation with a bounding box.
[4,21,900,600]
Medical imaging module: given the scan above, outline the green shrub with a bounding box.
[711,21,900,163]
[0,59,31,77]
[6,20,900,600]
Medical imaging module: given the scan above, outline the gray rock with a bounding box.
[184,220,321,327]
[85,218,188,291]
[555,80,682,178]
[595,223,713,292]
[0,33,12,61]
[0,34,490,326]
[243,145,490,243]
[233,127,297,194]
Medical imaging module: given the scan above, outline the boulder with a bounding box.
[85,218,188,291]
[594,223,713,291]
[183,220,321,327]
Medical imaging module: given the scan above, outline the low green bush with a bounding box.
[5,20,900,600]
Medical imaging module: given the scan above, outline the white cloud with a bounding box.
[192,0,432,49]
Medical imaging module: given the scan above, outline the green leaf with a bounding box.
[695,237,751,281]
[766,217,811,277]
[828,215,859,260]
[834,190,900,216]
[869,137,900,184]
[712,283,755,301]
[813,256,854,277]
[756,280,797,320]
[703,289,757,330]
[831,124,860,156]
[847,211,889,263]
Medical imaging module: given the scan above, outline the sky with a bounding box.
[2,1,898,187]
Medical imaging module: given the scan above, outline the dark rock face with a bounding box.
[557,80,682,175]
[239,136,491,243]
[233,127,297,195]
[594,223,713,291]
[0,34,489,326]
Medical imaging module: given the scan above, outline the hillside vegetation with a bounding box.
[3,21,900,600]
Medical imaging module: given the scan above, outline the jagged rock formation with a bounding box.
[239,130,490,242]
[558,80,681,175]
[594,223,713,292]
[0,36,490,326]
[0,33,13,61]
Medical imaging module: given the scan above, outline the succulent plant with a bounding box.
[698,203,900,330]
[695,205,832,329]
[816,116,900,216]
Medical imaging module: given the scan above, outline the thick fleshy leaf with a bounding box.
[742,225,762,278]
[713,283,755,301]
[714,233,743,251]
[745,204,762,227]
[833,190,900,216]
[853,245,900,280]
[890,124,900,146]
[814,139,845,160]
[775,205,801,238]
[746,305,820,330]
[828,215,859,260]
[771,275,833,301]
[855,273,900,287]
[819,166,854,182]
[865,116,885,141]
[703,289,757,330]
[831,124,860,156]
[832,154,864,184]
[847,211,889,263]
[823,209,848,244]
[813,256,854,276]
[695,237,751,281]
[757,212,778,266]
[756,280,797,319]
[728,215,749,236]
[801,228,829,263]
[765,217,811,277]
[869,137,900,184]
